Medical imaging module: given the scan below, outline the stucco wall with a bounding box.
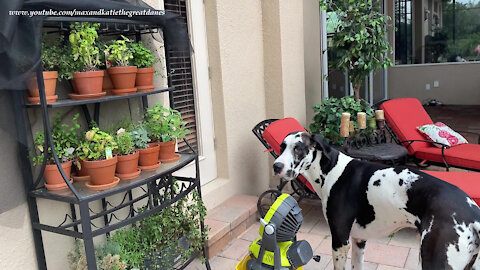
[388,63,480,105]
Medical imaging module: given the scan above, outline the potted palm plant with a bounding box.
[105,36,138,95]
[131,124,158,172]
[31,113,80,190]
[69,22,104,100]
[114,128,140,180]
[27,38,62,104]
[129,42,155,92]
[77,127,119,190]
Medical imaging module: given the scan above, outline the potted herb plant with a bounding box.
[146,105,189,163]
[69,22,104,99]
[27,38,63,104]
[77,127,119,190]
[129,42,155,92]
[31,113,80,190]
[130,124,158,172]
[114,128,140,180]
[98,40,114,95]
[105,36,138,96]
[111,184,208,269]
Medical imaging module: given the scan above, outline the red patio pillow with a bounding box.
[262,118,306,155]
[417,122,468,148]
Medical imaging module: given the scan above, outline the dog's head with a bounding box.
[273,132,335,180]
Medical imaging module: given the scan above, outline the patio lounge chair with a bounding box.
[380,98,480,171]
[424,171,480,205]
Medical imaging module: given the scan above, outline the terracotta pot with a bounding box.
[107,66,138,91]
[27,71,58,103]
[138,144,160,167]
[135,67,155,92]
[44,160,72,186]
[102,72,114,95]
[83,156,118,186]
[116,151,139,175]
[72,70,104,95]
[74,158,89,176]
[159,140,176,161]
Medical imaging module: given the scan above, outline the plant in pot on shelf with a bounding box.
[105,36,137,96]
[130,124,158,172]
[145,105,189,163]
[111,183,208,269]
[27,38,60,104]
[69,22,104,99]
[129,42,155,92]
[77,127,119,190]
[114,128,141,180]
[310,96,375,146]
[31,113,80,191]
[320,0,393,101]
[68,238,126,270]
[98,40,114,95]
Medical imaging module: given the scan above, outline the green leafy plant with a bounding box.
[320,0,393,100]
[111,182,208,269]
[57,43,83,81]
[68,239,126,270]
[129,125,150,149]
[77,127,118,161]
[41,37,62,72]
[69,22,101,71]
[129,42,155,68]
[31,113,80,165]
[115,128,135,155]
[310,96,374,145]
[104,36,133,67]
[143,104,189,142]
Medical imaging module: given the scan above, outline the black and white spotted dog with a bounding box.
[273,132,480,270]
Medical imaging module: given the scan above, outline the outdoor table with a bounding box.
[334,142,408,165]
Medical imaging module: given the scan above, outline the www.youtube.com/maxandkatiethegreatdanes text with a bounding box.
[9,9,165,18]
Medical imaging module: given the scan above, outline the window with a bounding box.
[395,0,480,65]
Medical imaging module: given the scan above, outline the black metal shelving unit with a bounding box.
[12,15,210,270]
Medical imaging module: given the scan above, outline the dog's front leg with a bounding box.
[351,238,366,270]
[332,241,349,270]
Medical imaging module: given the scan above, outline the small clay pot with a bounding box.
[116,151,139,175]
[107,66,138,91]
[102,72,114,95]
[72,70,104,95]
[74,158,88,176]
[135,67,155,92]
[138,144,160,167]
[27,71,58,103]
[159,140,176,161]
[83,156,118,186]
[44,160,72,187]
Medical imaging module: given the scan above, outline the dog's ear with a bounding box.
[312,134,333,161]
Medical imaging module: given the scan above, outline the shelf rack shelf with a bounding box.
[12,13,210,270]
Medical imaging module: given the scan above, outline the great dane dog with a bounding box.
[273,132,480,270]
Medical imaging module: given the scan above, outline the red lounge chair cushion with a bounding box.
[416,144,480,170]
[380,98,434,155]
[263,118,306,156]
[424,170,480,205]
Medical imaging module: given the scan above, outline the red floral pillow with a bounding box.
[417,122,468,148]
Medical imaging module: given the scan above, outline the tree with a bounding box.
[321,0,393,100]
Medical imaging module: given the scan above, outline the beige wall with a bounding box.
[388,63,480,105]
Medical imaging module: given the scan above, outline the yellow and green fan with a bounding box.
[236,194,318,270]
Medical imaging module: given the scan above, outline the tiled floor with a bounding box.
[186,199,422,270]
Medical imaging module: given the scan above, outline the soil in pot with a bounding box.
[27,71,58,104]
[138,144,160,171]
[135,67,155,92]
[159,140,180,163]
[72,70,104,96]
[116,151,141,180]
[44,160,72,190]
[83,156,118,187]
[107,66,137,95]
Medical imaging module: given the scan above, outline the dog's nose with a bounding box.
[273,162,284,175]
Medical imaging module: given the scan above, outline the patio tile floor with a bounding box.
[186,200,423,270]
